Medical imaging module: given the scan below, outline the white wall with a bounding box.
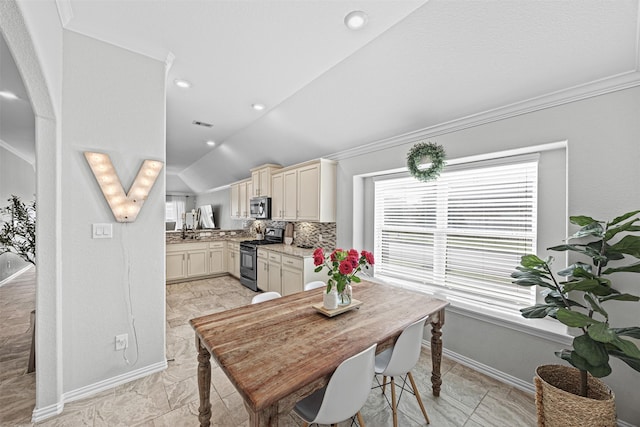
[61,31,166,392]
[337,86,640,424]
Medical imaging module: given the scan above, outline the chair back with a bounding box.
[313,343,377,424]
[251,291,281,304]
[381,316,428,377]
[304,281,326,291]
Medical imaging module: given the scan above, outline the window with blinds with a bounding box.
[374,156,538,311]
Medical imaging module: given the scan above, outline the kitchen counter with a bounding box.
[260,244,318,258]
[166,229,251,244]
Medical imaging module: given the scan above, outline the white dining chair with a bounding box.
[374,316,430,427]
[304,281,326,291]
[293,343,377,427]
[250,291,281,304]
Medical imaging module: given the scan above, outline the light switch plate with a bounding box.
[92,223,113,239]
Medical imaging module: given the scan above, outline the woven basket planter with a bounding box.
[535,365,616,427]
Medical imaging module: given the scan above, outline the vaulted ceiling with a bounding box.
[2,0,639,194]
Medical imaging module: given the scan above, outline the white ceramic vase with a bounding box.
[323,288,339,310]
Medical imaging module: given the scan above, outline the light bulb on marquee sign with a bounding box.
[84,152,163,222]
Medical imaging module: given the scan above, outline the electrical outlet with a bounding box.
[115,334,128,351]
[219,231,226,236]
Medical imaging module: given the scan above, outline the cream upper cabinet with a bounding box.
[230,179,252,219]
[230,183,240,218]
[282,169,298,221]
[271,172,284,220]
[251,164,281,197]
[270,159,336,222]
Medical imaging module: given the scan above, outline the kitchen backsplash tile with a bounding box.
[247,220,336,249]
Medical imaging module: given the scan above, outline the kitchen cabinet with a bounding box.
[230,179,252,219]
[271,172,284,220]
[267,252,282,294]
[167,242,213,282]
[208,241,226,274]
[270,159,337,222]
[281,255,304,295]
[257,249,269,291]
[227,241,240,278]
[251,164,282,197]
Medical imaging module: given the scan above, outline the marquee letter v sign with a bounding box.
[84,152,163,223]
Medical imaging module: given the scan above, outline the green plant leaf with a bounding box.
[584,295,608,320]
[556,308,596,327]
[602,262,640,275]
[611,337,640,359]
[520,304,558,319]
[520,254,547,268]
[605,218,640,241]
[562,279,600,293]
[351,276,361,283]
[587,322,616,343]
[574,334,609,366]
[314,266,323,273]
[557,263,592,277]
[608,350,640,372]
[570,222,604,239]
[611,327,640,339]
[609,235,640,258]
[608,210,640,227]
[571,215,600,226]
[599,293,640,302]
[544,294,584,308]
[513,277,549,287]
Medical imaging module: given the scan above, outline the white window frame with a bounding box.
[373,154,539,314]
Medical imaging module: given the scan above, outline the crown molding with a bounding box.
[55,0,73,27]
[327,70,640,161]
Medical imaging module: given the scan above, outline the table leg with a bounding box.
[196,336,212,427]
[247,404,278,427]
[430,309,445,396]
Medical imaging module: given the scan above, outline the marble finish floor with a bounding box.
[0,269,536,426]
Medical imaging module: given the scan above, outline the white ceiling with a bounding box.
[1,0,639,193]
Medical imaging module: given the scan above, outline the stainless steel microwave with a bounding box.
[250,197,271,219]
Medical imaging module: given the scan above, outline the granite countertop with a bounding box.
[258,244,317,258]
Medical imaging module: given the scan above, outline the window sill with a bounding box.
[366,275,573,346]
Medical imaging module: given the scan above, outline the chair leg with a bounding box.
[356,411,366,427]
[391,377,398,427]
[408,371,430,424]
[382,375,387,394]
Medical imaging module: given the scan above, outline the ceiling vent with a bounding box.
[192,120,213,128]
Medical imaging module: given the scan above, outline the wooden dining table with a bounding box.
[189,280,449,427]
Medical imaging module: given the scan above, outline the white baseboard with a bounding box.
[31,360,167,423]
[0,264,33,287]
[423,341,636,427]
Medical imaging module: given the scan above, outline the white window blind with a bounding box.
[374,156,537,311]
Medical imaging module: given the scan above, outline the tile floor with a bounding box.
[0,268,537,426]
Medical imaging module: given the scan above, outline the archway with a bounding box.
[0,0,62,421]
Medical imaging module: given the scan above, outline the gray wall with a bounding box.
[0,146,35,281]
[336,86,640,424]
[196,187,245,230]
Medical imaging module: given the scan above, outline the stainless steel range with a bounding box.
[239,227,284,291]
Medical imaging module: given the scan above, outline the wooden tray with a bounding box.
[312,299,363,317]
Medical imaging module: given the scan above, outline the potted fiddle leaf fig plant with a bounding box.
[512,210,640,426]
[0,195,36,265]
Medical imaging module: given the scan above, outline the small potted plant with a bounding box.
[512,210,640,426]
[313,248,374,309]
[0,195,36,265]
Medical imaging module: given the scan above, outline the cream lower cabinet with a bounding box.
[257,249,269,291]
[208,241,226,274]
[257,249,325,296]
[227,241,240,278]
[267,252,282,294]
[166,242,211,282]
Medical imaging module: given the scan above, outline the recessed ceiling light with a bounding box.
[344,10,368,30]
[0,91,19,100]
[251,103,266,111]
[206,140,216,147]
[174,79,192,89]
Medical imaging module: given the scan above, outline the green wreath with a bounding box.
[407,142,446,182]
